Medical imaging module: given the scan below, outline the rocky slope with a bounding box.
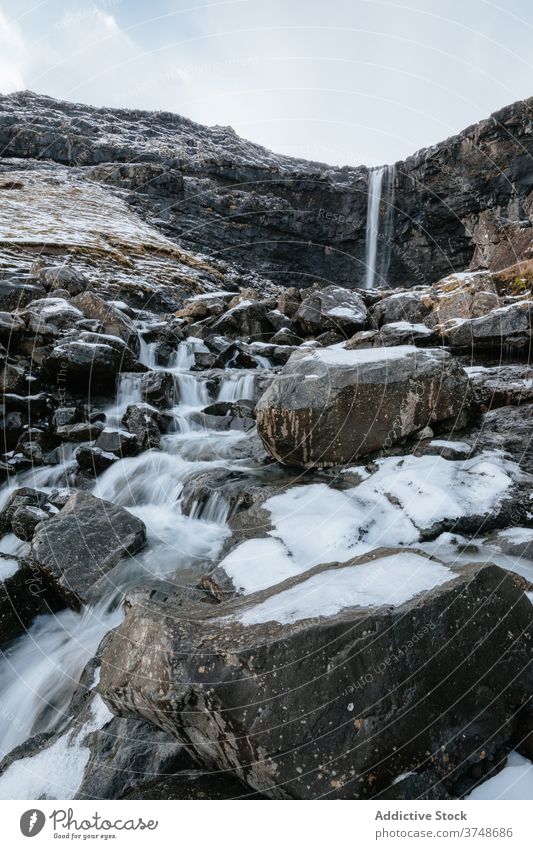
[0,92,532,801]
[1,91,533,288]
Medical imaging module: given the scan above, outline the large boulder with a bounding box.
[441,301,533,349]
[99,551,533,799]
[294,286,367,336]
[31,491,146,610]
[256,344,473,467]
[45,337,140,389]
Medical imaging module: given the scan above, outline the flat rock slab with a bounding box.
[99,549,533,799]
[256,344,473,467]
[31,491,146,610]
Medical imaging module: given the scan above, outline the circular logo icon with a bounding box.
[20,810,46,837]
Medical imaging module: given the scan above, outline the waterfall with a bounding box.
[217,372,256,402]
[364,164,396,289]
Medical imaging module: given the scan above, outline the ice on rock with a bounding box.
[237,552,453,625]
[466,752,533,800]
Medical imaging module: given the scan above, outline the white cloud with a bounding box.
[0,8,27,93]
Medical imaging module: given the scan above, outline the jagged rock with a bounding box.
[45,338,139,388]
[256,345,473,467]
[430,272,501,323]
[371,291,433,327]
[37,265,88,297]
[466,364,533,408]
[0,487,50,536]
[95,428,140,458]
[379,321,435,346]
[71,292,140,354]
[31,491,146,610]
[11,506,49,541]
[76,715,194,800]
[24,296,84,334]
[441,301,533,349]
[0,560,63,646]
[15,428,59,466]
[0,311,25,344]
[277,287,302,317]
[140,370,176,407]
[0,410,25,451]
[473,404,533,472]
[211,299,275,342]
[122,404,161,450]
[0,279,45,311]
[266,309,292,331]
[345,329,381,349]
[99,554,533,799]
[269,327,303,346]
[175,298,224,321]
[120,770,261,800]
[294,286,367,336]
[75,445,117,475]
[0,361,27,393]
[55,421,104,442]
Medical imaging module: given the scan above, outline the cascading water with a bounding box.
[0,326,271,797]
[364,164,396,289]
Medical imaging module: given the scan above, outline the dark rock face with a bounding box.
[76,715,194,801]
[2,92,533,289]
[99,555,533,799]
[256,346,473,467]
[294,286,368,336]
[31,491,146,610]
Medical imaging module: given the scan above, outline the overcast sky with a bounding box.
[1,0,532,166]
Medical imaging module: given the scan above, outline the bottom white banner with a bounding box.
[0,800,531,848]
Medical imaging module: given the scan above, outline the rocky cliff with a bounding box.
[1,91,532,289]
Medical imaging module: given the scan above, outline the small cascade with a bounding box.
[138,336,158,368]
[104,372,144,429]
[364,164,396,289]
[217,372,256,402]
[169,337,208,371]
[174,373,210,409]
[190,491,231,525]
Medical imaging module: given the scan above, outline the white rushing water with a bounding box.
[0,336,267,786]
[364,164,396,289]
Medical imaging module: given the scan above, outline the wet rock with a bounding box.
[473,404,533,472]
[120,770,261,800]
[0,279,46,311]
[122,404,161,450]
[140,370,176,407]
[0,410,25,451]
[294,286,367,336]
[0,487,49,536]
[76,715,194,801]
[15,428,59,466]
[75,445,117,475]
[0,311,26,345]
[379,771,453,800]
[175,298,224,321]
[45,338,139,389]
[95,428,140,458]
[37,265,88,296]
[256,345,473,468]
[31,491,146,610]
[99,556,533,799]
[55,421,104,442]
[0,560,63,646]
[1,361,27,393]
[11,506,49,541]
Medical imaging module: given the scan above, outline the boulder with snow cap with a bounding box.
[256,344,473,467]
[99,550,533,799]
[294,285,367,336]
